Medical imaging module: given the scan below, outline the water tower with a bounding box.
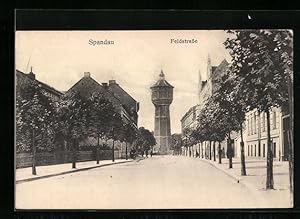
[150,70,174,154]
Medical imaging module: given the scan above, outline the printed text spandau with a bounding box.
[89,39,114,46]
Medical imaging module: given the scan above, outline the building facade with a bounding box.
[234,106,288,161]
[150,70,174,154]
[180,56,229,157]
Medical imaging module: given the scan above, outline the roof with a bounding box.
[150,70,174,89]
[65,74,138,125]
[180,104,200,122]
[16,70,64,96]
[65,75,122,107]
[108,82,138,105]
[212,59,228,74]
[208,59,229,81]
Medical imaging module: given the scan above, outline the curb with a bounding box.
[16,160,134,184]
[196,157,269,206]
[199,158,242,182]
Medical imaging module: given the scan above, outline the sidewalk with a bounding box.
[16,159,133,184]
[192,156,292,208]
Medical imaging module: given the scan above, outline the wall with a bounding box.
[16,149,125,169]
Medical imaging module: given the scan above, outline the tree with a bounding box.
[182,127,195,157]
[119,123,138,160]
[106,112,124,162]
[16,80,55,175]
[224,30,292,189]
[195,90,239,167]
[213,72,247,174]
[170,133,183,155]
[88,92,117,164]
[134,127,156,156]
[56,92,92,169]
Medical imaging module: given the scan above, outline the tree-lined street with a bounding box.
[15,29,293,209]
[15,155,289,209]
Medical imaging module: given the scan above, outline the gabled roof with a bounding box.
[212,59,229,74]
[65,75,121,107]
[108,82,137,105]
[16,69,64,96]
[212,66,217,73]
[180,104,200,122]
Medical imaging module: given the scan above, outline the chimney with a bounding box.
[109,80,116,85]
[28,67,35,80]
[102,83,108,88]
[84,72,91,77]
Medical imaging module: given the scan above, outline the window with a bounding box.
[273,111,277,129]
[255,145,256,156]
[193,110,196,120]
[251,145,253,156]
[254,114,257,134]
[262,113,266,132]
[273,142,276,158]
[247,119,250,136]
[263,144,265,157]
[248,145,250,156]
[258,143,261,157]
[250,116,253,135]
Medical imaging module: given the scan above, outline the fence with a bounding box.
[16,149,126,169]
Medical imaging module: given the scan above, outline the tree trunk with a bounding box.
[209,141,212,160]
[266,110,274,189]
[125,142,128,160]
[218,141,222,164]
[96,134,100,164]
[201,142,203,158]
[213,141,216,161]
[288,75,294,203]
[204,141,208,159]
[228,133,233,169]
[288,130,293,204]
[240,125,247,176]
[32,128,37,175]
[72,138,76,169]
[198,143,200,158]
[112,139,115,162]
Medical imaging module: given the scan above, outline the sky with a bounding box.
[16,30,232,134]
